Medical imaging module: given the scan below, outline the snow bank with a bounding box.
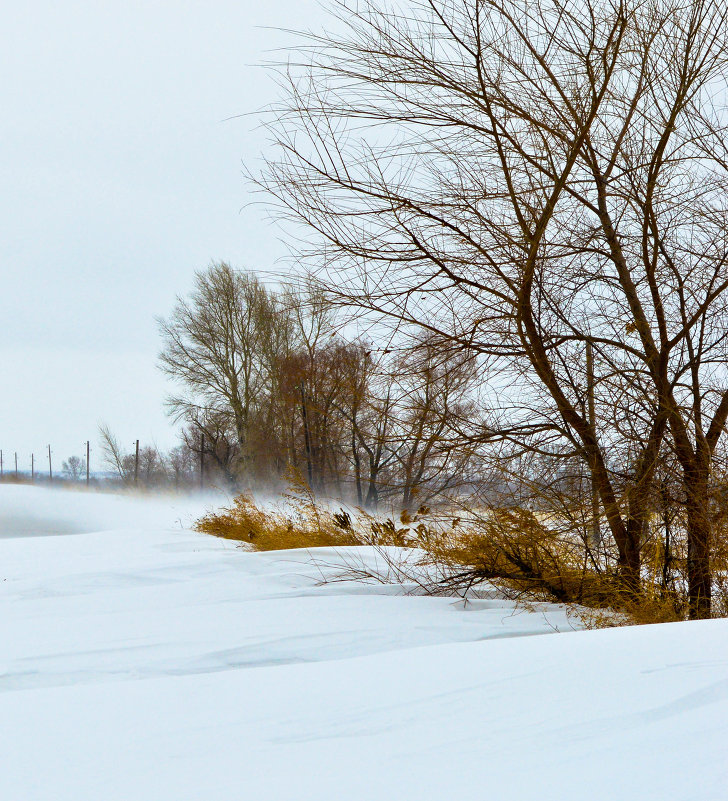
[0,483,225,537]
[0,485,725,800]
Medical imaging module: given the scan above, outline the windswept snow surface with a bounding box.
[1,486,726,800]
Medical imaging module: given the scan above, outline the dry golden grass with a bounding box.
[195,493,362,550]
[428,507,692,624]
[196,483,726,625]
[196,470,429,552]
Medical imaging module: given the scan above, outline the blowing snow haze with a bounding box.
[0,0,321,463]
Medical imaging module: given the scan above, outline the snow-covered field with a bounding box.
[1,485,726,800]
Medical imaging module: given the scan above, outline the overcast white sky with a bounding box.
[0,0,323,473]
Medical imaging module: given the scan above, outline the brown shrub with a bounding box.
[196,486,712,626]
[428,507,695,624]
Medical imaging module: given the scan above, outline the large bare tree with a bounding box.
[260,0,728,617]
[158,262,285,483]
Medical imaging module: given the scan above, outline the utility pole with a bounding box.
[86,441,90,486]
[48,444,53,482]
[15,452,18,479]
[134,439,140,486]
[31,454,34,483]
[586,341,600,548]
[1,449,3,479]
[200,432,205,491]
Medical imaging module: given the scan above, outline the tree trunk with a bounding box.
[402,482,414,513]
[351,428,363,506]
[685,468,711,619]
[621,517,642,599]
[364,450,379,511]
[365,480,379,511]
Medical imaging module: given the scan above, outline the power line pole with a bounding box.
[48,444,53,482]
[134,439,140,486]
[15,452,18,479]
[31,454,34,483]
[1,449,3,479]
[86,440,90,486]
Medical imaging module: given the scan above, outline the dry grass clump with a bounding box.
[417,507,690,625]
[427,508,603,604]
[196,481,725,626]
[196,492,362,550]
[196,470,434,553]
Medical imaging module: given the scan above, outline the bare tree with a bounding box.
[279,339,353,493]
[341,349,398,510]
[136,445,169,487]
[180,408,240,489]
[62,455,86,482]
[390,337,479,510]
[98,423,132,484]
[260,0,728,617]
[168,443,196,490]
[159,263,287,484]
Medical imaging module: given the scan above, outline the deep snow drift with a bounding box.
[1,485,726,800]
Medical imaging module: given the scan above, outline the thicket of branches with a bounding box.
[158,263,480,509]
[254,0,728,619]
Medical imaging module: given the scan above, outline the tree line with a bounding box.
[249,0,728,619]
[0,436,202,490]
[158,263,481,509]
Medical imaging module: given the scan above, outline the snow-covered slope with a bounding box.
[1,485,725,800]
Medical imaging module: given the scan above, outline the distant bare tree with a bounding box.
[168,443,196,490]
[137,445,168,487]
[390,337,479,510]
[98,423,132,484]
[181,411,240,488]
[62,455,86,482]
[334,344,397,510]
[159,263,287,483]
